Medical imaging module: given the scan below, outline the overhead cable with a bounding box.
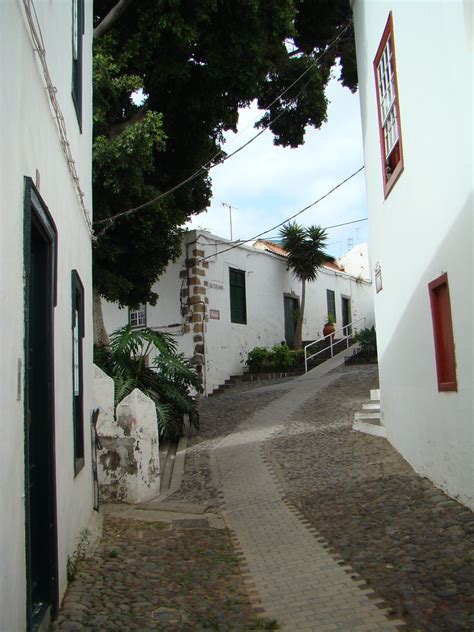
[93,20,354,235]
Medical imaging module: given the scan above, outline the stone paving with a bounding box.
[54,361,474,631]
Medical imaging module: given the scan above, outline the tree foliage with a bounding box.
[92,0,357,308]
[94,325,202,440]
[279,222,333,348]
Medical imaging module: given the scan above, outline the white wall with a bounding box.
[103,230,374,395]
[0,2,95,628]
[353,0,473,507]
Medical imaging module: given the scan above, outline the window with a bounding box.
[229,268,247,324]
[374,12,404,196]
[428,273,457,392]
[71,270,85,474]
[129,304,146,327]
[72,0,84,128]
[326,289,336,321]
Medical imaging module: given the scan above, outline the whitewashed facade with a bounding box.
[0,2,96,629]
[353,1,473,508]
[103,230,374,395]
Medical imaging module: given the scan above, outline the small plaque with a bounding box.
[210,282,224,290]
[375,261,383,293]
[209,309,220,320]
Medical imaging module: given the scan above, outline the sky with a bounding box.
[185,69,368,260]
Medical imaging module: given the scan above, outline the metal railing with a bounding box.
[304,317,367,373]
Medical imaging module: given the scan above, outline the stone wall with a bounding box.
[93,365,160,504]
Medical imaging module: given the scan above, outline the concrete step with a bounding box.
[354,412,381,424]
[353,420,387,438]
[370,388,380,401]
[362,402,380,411]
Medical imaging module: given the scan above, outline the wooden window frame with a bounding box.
[229,268,247,325]
[373,12,404,198]
[129,304,147,328]
[72,0,84,130]
[71,270,85,475]
[428,273,457,392]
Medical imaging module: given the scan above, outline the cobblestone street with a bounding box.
[55,363,473,631]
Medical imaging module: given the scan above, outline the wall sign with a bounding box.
[210,309,220,320]
[375,261,383,293]
[210,282,224,290]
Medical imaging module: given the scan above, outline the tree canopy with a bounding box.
[92,0,357,309]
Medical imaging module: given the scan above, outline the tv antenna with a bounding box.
[221,202,238,241]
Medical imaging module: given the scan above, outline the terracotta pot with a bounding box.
[323,322,336,338]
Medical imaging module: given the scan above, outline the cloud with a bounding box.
[186,74,368,257]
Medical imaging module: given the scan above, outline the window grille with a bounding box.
[129,304,146,327]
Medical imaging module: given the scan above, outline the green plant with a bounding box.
[66,528,91,583]
[246,347,270,372]
[270,343,295,371]
[94,325,202,440]
[354,325,377,358]
[326,314,336,325]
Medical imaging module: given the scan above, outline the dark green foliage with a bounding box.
[92,1,357,308]
[354,325,377,360]
[94,326,202,440]
[246,344,296,373]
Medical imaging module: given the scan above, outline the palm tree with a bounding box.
[279,222,334,349]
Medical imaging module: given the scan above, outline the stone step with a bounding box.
[354,412,381,424]
[370,388,380,401]
[362,402,380,411]
[353,420,387,438]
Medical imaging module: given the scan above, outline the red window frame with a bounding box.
[428,273,457,392]
[373,12,404,198]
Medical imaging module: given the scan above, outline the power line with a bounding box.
[199,166,366,262]
[93,21,353,235]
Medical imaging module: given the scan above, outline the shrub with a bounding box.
[246,344,295,373]
[354,325,377,359]
[271,343,295,371]
[94,325,202,441]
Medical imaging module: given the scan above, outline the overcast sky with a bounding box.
[186,69,368,260]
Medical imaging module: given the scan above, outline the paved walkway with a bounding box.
[211,358,403,631]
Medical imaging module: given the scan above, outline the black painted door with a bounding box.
[341,297,352,336]
[26,215,57,626]
[284,296,298,348]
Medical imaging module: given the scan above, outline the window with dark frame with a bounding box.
[72,0,84,129]
[326,289,336,321]
[71,270,85,475]
[374,12,404,197]
[229,268,247,324]
[129,304,147,327]
[428,273,457,392]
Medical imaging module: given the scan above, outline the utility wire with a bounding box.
[199,166,366,262]
[94,20,353,234]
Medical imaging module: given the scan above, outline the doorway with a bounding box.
[24,180,58,629]
[284,295,299,348]
[341,296,352,336]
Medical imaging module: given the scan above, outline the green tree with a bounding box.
[279,222,333,349]
[92,1,357,341]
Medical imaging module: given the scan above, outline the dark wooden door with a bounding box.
[25,191,58,629]
[284,296,298,348]
[341,297,352,336]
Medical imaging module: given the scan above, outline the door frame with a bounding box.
[341,295,352,336]
[23,177,59,629]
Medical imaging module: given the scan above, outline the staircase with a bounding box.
[208,369,302,397]
[352,388,387,438]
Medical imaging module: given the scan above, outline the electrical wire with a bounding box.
[93,20,354,234]
[22,0,94,239]
[198,166,366,262]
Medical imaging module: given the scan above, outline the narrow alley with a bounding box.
[54,363,474,631]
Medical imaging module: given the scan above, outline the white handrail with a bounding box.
[304,317,367,373]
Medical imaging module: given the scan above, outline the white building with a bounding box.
[0,1,96,629]
[352,1,473,508]
[103,230,374,395]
